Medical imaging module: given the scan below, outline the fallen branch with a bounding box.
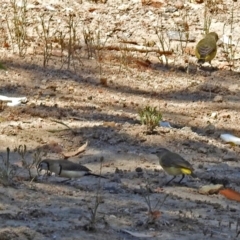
[50,119,76,134]
[96,44,173,55]
[37,43,173,56]
[62,141,88,158]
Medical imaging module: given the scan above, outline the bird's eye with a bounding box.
[38,163,43,170]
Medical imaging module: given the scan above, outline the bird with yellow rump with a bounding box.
[156,148,197,185]
[195,32,218,66]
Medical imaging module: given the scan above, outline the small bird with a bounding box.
[156,148,196,185]
[37,159,106,179]
[195,32,219,66]
[0,62,6,70]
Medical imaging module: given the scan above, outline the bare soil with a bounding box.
[0,0,240,239]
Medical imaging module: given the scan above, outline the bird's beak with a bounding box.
[155,148,166,153]
[150,149,158,154]
[37,164,42,175]
[37,161,48,175]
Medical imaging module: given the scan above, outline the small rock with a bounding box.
[135,219,144,227]
[210,112,218,119]
[228,84,239,92]
[222,154,239,162]
[204,124,215,134]
[213,95,223,102]
[209,177,229,186]
[87,96,93,100]
[173,11,180,16]
[109,215,117,219]
[165,6,178,13]
[199,184,224,195]
[41,79,47,84]
[167,31,195,42]
[219,112,231,119]
[217,163,230,170]
[135,167,143,173]
[77,216,90,228]
[115,167,123,174]
[118,4,130,11]
[198,147,207,154]
[184,46,195,55]
[198,164,204,169]
[175,0,184,9]
[110,174,122,183]
[159,128,170,133]
[181,126,192,132]
[104,182,123,194]
[142,0,164,8]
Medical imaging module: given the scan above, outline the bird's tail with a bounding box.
[86,173,108,179]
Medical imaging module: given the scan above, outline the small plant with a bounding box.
[88,0,107,3]
[118,43,133,72]
[17,145,42,180]
[64,13,82,70]
[6,0,28,56]
[203,2,212,35]
[173,10,189,55]
[221,1,239,70]
[35,13,55,67]
[139,106,162,133]
[83,22,111,81]
[83,27,95,59]
[0,148,15,186]
[32,148,43,180]
[85,156,104,231]
[0,63,6,70]
[54,13,82,71]
[155,13,172,66]
[221,34,239,70]
[141,181,168,224]
[203,0,225,34]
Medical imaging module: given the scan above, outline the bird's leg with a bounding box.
[197,63,203,71]
[178,174,185,184]
[209,61,214,69]
[165,176,176,186]
[38,169,51,181]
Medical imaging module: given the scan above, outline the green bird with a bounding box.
[195,32,218,66]
[0,62,6,70]
[156,148,197,185]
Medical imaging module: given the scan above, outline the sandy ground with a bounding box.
[0,0,240,239]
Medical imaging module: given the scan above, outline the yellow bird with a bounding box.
[156,148,196,185]
[195,32,218,66]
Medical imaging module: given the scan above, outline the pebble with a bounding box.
[175,1,184,9]
[165,6,178,13]
[135,167,143,173]
[213,95,223,102]
[197,147,207,154]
